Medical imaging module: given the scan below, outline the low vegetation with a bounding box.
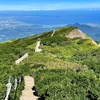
[0,26,100,100]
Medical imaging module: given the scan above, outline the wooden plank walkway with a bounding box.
[20,76,39,100]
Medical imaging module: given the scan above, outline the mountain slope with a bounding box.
[0,19,58,42]
[68,23,100,41]
[0,26,100,100]
[66,28,87,39]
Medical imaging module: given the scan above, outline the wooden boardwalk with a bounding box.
[20,76,39,100]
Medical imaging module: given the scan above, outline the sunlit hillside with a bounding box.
[0,26,100,100]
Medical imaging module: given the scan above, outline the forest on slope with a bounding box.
[0,26,100,100]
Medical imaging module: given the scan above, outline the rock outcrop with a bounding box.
[66,29,87,39]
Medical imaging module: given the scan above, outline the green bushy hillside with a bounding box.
[0,26,100,100]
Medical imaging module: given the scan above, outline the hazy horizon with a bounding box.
[0,0,100,10]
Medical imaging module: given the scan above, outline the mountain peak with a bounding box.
[66,29,87,39]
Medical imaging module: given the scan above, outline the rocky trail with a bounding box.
[20,76,39,100]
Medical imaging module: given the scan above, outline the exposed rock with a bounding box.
[66,29,87,39]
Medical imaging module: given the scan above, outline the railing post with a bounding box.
[5,77,12,100]
[19,77,21,84]
[14,77,17,90]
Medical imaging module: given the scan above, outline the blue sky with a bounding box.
[0,0,100,10]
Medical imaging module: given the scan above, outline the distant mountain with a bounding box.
[0,19,100,43]
[68,23,100,41]
[0,19,59,42]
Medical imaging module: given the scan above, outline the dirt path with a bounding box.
[20,76,39,100]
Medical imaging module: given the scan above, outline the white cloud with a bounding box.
[0,2,100,10]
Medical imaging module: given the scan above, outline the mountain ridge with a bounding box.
[68,23,100,41]
[0,26,100,100]
[66,28,87,39]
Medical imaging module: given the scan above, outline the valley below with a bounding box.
[0,19,100,43]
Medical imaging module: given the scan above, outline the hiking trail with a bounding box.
[20,76,39,100]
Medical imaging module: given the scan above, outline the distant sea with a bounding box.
[0,10,100,25]
[0,10,100,42]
